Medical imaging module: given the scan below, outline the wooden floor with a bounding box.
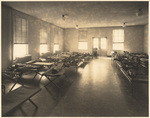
[4,57,148,117]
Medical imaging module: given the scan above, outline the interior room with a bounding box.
[2,1,149,117]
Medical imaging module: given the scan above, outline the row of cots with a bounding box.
[2,52,93,93]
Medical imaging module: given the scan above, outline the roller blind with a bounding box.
[78,30,87,41]
[40,29,48,44]
[14,16,28,43]
[113,29,124,42]
[54,28,59,43]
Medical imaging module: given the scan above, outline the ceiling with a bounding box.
[4,1,148,28]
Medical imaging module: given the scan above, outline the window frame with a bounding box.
[53,43,59,53]
[93,38,99,49]
[40,29,49,54]
[13,43,29,60]
[40,43,48,55]
[113,43,124,50]
[101,38,107,49]
[78,41,88,50]
[13,15,29,60]
[112,29,124,51]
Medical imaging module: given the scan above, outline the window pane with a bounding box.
[54,44,59,53]
[40,29,47,44]
[79,30,87,41]
[16,17,22,37]
[113,29,124,42]
[40,44,48,54]
[78,42,88,50]
[101,38,107,49]
[93,38,99,49]
[13,44,28,60]
[22,19,27,43]
[14,16,28,43]
[15,17,22,43]
[113,43,124,50]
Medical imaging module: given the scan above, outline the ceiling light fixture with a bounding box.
[122,22,127,27]
[75,25,79,29]
[62,14,69,21]
[136,8,143,16]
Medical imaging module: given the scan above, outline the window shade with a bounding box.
[113,29,124,42]
[14,16,28,43]
[78,30,87,41]
[40,29,48,44]
[54,28,59,43]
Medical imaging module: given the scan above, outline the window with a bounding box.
[54,44,59,53]
[93,38,99,49]
[101,38,107,49]
[13,16,28,60]
[40,29,48,54]
[113,29,124,50]
[113,43,124,50]
[78,42,88,50]
[40,44,48,54]
[13,44,28,59]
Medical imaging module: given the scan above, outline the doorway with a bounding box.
[92,37,107,57]
[92,37,99,57]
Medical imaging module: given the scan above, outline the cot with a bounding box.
[2,86,41,116]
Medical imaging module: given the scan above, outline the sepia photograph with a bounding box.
[2,1,149,117]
